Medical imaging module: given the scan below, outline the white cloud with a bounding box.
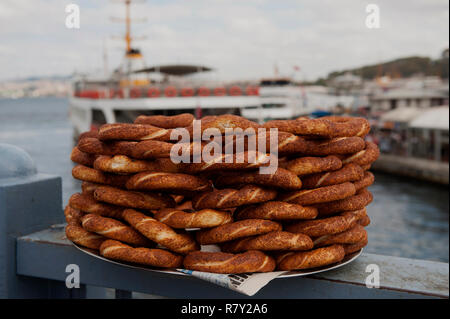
[0,0,448,81]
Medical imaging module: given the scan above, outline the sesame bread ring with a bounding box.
[343,237,368,255]
[122,209,199,254]
[72,165,129,188]
[285,208,367,237]
[180,151,272,174]
[64,205,84,225]
[81,181,101,195]
[94,185,175,210]
[154,208,233,229]
[130,140,174,159]
[195,219,281,244]
[71,147,97,167]
[234,201,318,220]
[77,137,137,156]
[315,188,373,216]
[98,123,172,141]
[301,164,364,189]
[134,113,194,128]
[139,158,183,173]
[100,239,183,268]
[93,155,178,175]
[221,231,313,253]
[313,224,367,248]
[320,116,371,137]
[358,214,371,227]
[65,224,106,250]
[214,168,302,190]
[186,114,261,135]
[341,207,368,220]
[275,132,308,155]
[192,185,277,210]
[284,156,342,176]
[304,136,365,156]
[341,141,380,166]
[183,250,275,274]
[264,117,369,138]
[279,182,356,206]
[68,192,124,219]
[223,131,308,156]
[81,214,152,247]
[276,244,345,270]
[93,155,158,174]
[263,118,335,137]
[78,130,99,141]
[126,172,212,193]
[354,171,375,191]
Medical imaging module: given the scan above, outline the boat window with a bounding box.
[260,80,291,86]
[92,109,107,125]
[113,110,196,123]
[262,104,284,108]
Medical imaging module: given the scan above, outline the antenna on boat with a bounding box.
[110,0,149,86]
[110,0,146,57]
[102,38,109,76]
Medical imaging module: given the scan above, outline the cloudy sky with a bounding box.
[0,0,448,81]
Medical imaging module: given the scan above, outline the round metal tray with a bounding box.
[73,242,362,278]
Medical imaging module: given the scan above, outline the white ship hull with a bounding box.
[68,93,316,135]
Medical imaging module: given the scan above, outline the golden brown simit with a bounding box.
[65,224,106,250]
[221,231,313,253]
[315,188,373,216]
[126,171,212,193]
[183,250,275,274]
[286,208,367,237]
[301,163,364,189]
[121,209,199,254]
[81,214,152,247]
[214,168,302,190]
[154,208,232,229]
[279,182,356,206]
[283,155,342,176]
[68,192,124,219]
[195,219,282,244]
[234,201,318,220]
[98,123,173,141]
[192,185,277,209]
[313,224,367,248]
[94,185,175,210]
[72,165,130,187]
[134,113,194,129]
[100,240,183,268]
[70,147,97,167]
[303,136,366,156]
[276,244,346,270]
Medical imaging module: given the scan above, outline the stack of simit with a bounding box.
[65,113,379,274]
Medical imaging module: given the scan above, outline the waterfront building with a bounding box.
[370,88,448,112]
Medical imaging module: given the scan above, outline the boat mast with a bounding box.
[125,0,132,54]
[111,0,148,86]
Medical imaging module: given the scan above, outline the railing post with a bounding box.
[0,143,64,298]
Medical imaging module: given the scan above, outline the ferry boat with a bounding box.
[68,0,320,140]
[69,70,322,137]
[68,0,347,139]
